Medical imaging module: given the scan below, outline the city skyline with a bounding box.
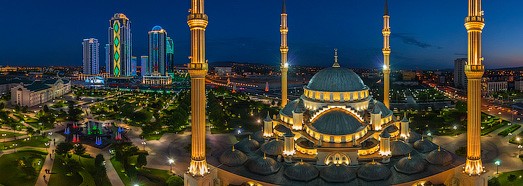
[1,0,523,70]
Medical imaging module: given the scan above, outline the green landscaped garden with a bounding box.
[1,136,51,150]
[488,169,523,186]
[498,124,522,137]
[48,154,111,186]
[111,158,174,186]
[0,131,24,139]
[0,150,47,186]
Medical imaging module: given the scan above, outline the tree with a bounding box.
[166,176,184,186]
[136,153,147,168]
[56,142,74,155]
[73,144,86,161]
[26,127,35,137]
[43,105,50,113]
[95,154,105,168]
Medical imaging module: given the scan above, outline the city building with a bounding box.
[142,26,171,85]
[105,44,110,74]
[145,26,167,76]
[140,56,148,78]
[214,67,232,76]
[515,81,523,92]
[0,78,32,95]
[453,58,467,90]
[485,81,507,94]
[131,56,137,76]
[108,13,132,77]
[82,38,100,75]
[166,36,175,75]
[10,78,71,107]
[401,71,416,81]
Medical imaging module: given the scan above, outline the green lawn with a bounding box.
[0,150,47,186]
[111,158,171,186]
[1,136,51,150]
[498,124,522,137]
[0,131,24,139]
[48,154,111,186]
[489,169,523,186]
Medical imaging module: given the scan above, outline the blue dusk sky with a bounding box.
[0,0,522,69]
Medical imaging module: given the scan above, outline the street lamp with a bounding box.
[1,134,6,142]
[168,159,174,173]
[45,142,50,152]
[141,141,147,151]
[495,160,501,174]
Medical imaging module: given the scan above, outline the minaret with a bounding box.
[382,0,391,108]
[186,0,209,178]
[464,0,485,176]
[280,0,289,107]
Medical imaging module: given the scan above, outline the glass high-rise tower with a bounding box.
[109,13,132,77]
[166,36,175,75]
[146,26,167,76]
[82,38,100,75]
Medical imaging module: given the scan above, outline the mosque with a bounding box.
[185,0,487,185]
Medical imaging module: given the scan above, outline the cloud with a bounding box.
[392,33,442,49]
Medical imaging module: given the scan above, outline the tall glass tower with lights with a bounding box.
[108,13,132,77]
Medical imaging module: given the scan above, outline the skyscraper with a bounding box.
[105,44,110,74]
[166,37,175,75]
[382,0,391,108]
[131,56,137,76]
[109,13,132,77]
[147,26,167,76]
[82,38,100,75]
[141,56,148,78]
[454,58,467,89]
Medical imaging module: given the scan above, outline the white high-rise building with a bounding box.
[82,38,100,75]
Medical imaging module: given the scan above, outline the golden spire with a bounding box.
[280,0,289,108]
[382,0,391,108]
[187,0,210,177]
[464,0,485,176]
[332,49,340,68]
[232,145,235,151]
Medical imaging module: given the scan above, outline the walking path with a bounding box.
[34,135,61,186]
[102,150,125,186]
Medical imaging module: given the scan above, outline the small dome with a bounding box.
[385,125,399,134]
[311,110,364,135]
[426,147,454,166]
[284,161,319,182]
[281,99,300,116]
[260,139,284,156]
[274,124,291,135]
[252,130,265,143]
[320,164,357,183]
[361,138,379,150]
[235,137,260,153]
[394,155,426,174]
[357,161,391,181]
[371,101,393,117]
[407,131,422,143]
[380,130,391,138]
[152,25,163,31]
[246,156,281,175]
[219,147,248,167]
[413,138,438,153]
[390,140,413,156]
[296,138,315,149]
[307,67,367,92]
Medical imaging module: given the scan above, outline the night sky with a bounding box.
[1,0,522,70]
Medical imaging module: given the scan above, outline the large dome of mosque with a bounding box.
[311,110,364,135]
[306,67,367,92]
